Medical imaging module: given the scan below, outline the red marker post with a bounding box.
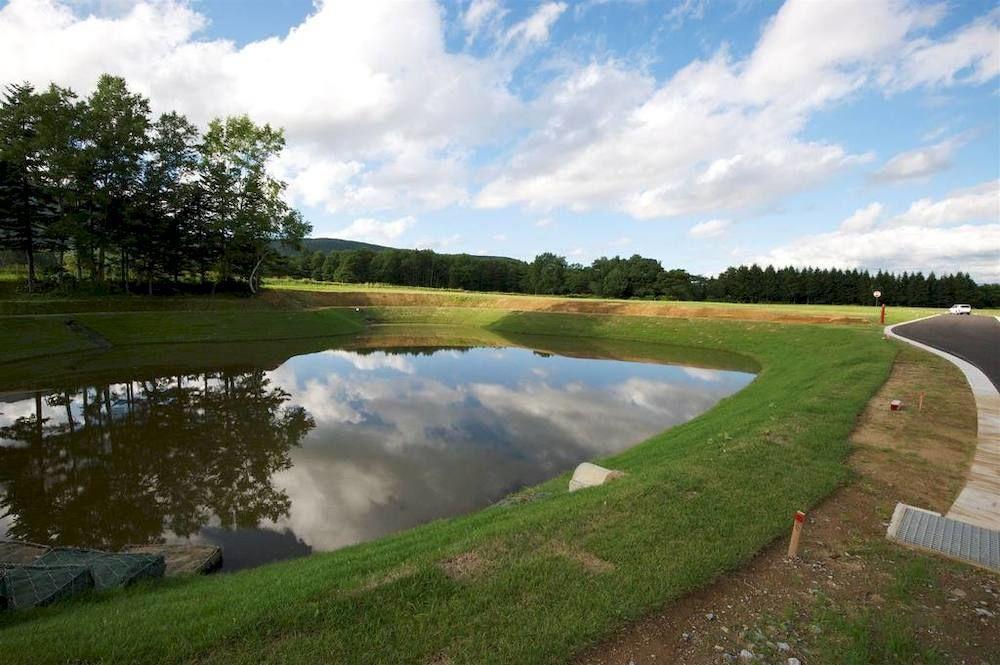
[880,303,886,325]
[787,511,806,559]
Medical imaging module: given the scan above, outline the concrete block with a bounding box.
[569,462,625,492]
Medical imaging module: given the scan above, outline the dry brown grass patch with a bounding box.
[547,540,616,574]
[438,551,490,581]
[264,288,868,325]
[353,563,417,594]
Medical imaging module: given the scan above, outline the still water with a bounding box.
[0,343,753,570]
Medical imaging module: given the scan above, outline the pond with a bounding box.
[0,336,754,570]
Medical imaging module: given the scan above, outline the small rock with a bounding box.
[974,608,994,618]
[682,632,691,642]
[738,649,754,661]
[788,659,802,665]
[777,642,790,652]
[714,645,725,652]
[951,588,967,598]
[706,612,717,621]
[722,653,736,663]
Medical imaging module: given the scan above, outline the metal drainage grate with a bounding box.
[887,503,1000,572]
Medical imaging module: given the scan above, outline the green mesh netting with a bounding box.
[0,565,95,609]
[0,543,166,609]
[35,548,165,591]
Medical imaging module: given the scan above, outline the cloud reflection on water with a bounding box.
[0,346,752,568]
[257,348,751,553]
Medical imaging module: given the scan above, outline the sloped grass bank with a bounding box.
[0,309,365,388]
[0,307,897,664]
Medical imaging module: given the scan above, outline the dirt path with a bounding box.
[576,345,999,665]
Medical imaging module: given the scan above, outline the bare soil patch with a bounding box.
[576,345,998,665]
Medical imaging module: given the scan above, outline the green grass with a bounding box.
[0,308,364,378]
[0,316,103,363]
[809,554,950,665]
[813,604,944,665]
[0,299,900,664]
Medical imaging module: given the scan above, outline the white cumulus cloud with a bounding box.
[475,0,993,220]
[839,203,884,232]
[758,181,1000,282]
[689,219,732,238]
[889,181,998,228]
[0,0,518,215]
[1,0,997,238]
[872,138,962,183]
[333,216,416,245]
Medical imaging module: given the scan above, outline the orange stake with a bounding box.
[918,391,925,412]
[787,511,806,558]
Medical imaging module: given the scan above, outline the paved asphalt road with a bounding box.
[893,314,1000,391]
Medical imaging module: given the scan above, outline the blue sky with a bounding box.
[2,0,998,280]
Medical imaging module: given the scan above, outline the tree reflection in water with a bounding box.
[0,370,314,550]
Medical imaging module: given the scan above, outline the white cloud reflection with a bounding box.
[255,348,749,551]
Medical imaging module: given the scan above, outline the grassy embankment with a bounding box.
[0,286,904,663]
[266,277,1000,325]
[6,274,995,323]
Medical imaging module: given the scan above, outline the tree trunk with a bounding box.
[248,255,266,295]
[121,247,129,293]
[25,246,35,293]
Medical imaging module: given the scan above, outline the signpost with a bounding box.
[874,290,884,324]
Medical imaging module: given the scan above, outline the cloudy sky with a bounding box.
[2,0,998,280]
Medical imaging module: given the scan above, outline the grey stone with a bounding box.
[739,649,754,661]
[777,642,790,652]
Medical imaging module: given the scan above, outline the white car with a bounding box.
[948,304,972,315]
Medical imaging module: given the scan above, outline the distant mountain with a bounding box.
[299,238,395,253]
[280,238,519,263]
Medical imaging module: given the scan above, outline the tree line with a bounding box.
[0,75,308,294]
[3,75,994,307]
[280,248,999,307]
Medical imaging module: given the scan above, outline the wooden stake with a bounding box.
[787,511,806,559]
[918,391,925,412]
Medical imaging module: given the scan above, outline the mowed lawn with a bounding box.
[0,298,899,664]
